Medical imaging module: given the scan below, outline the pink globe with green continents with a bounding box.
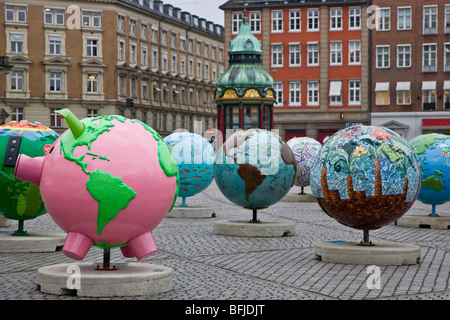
[14,109,179,261]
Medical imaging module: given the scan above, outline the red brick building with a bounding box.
[220,0,370,143]
[370,0,450,140]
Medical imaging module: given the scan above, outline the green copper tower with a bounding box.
[215,15,275,138]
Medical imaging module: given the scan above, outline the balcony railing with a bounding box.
[423,102,436,111]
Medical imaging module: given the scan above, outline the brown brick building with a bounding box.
[370,0,450,140]
[0,0,224,136]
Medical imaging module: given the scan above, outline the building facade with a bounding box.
[370,0,450,141]
[220,0,370,143]
[0,0,224,136]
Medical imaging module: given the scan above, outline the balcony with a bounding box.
[423,102,436,111]
[445,102,450,111]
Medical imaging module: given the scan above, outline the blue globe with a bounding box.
[409,133,450,206]
[164,132,215,198]
[214,129,296,210]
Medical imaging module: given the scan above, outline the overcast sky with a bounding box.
[166,0,226,26]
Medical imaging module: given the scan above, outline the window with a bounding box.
[10,107,24,122]
[232,12,243,34]
[375,82,390,105]
[117,15,125,32]
[204,44,209,57]
[188,59,194,76]
[86,72,99,93]
[349,41,361,65]
[349,80,361,105]
[161,30,167,45]
[87,108,99,117]
[423,44,437,72]
[444,82,450,110]
[446,6,450,34]
[289,10,301,32]
[307,43,319,66]
[171,54,177,72]
[396,82,411,105]
[376,46,390,68]
[397,45,411,68]
[128,19,136,36]
[397,7,411,30]
[49,35,62,56]
[130,43,137,63]
[82,11,101,28]
[141,23,147,39]
[172,114,176,130]
[250,11,261,33]
[349,7,361,29]
[118,41,125,60]
[86,38,98,57]
[329,81,342,105]
[330,42,342,65]
[330,8,342,30]
[272,10,283,32]
[423,6,437,35]
[307,9,319,31]
[44,8,64,26]
[212,65,216,80]
[205,63,209,80]
[151,26,158,42]
[289,43,301,67]
[196,61,201,77]
[6,5,27,23]
[196,41,201,55]
[180,37,186,51]
[49,71,62,92]
[50,108,63,128]
[273,82,283,106]
[142,79,148,99]
[271,44,283,67]
[307,81,319,106]
[289,81,301,106]
[445,44,450,72]
[10,69,24,91]
[376,8,390,31]
[153,112,158,129]
[171,32,177,48]
[10,33,24,54]
[422,81,436,110]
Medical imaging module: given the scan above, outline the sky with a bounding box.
[165,0,226,26]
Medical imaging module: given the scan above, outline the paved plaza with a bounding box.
[0,182,449,302]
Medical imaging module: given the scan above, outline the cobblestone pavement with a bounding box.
[0,182,449,301]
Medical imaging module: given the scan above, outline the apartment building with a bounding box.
[0,0,224,136]
[220,0,370,143]
[370,0,450,140]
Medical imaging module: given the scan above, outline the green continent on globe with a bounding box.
[86,169,136,235]
[422,175,443,192]
[57,110,179,239]
[412,134,449,155]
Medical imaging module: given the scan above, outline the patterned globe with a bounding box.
[214,129,296,210]
[310,125,421,230]
[287,137,322,187]
[409,133,450,206]
[164,132,215,198]
[0,121,58,221]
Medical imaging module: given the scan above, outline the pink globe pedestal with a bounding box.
[14,109,179,296]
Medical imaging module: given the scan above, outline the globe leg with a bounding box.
[250,209,260,223]
[359,229,374,246]
[12,220,29,236]
[182,197,187,207]
[62,231,93,260]
[429,204,439,217]
[299,186,305,195]
[95,249,117,271]
[126,231,157,261]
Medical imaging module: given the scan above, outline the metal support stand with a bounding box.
[182,197,187,207]
[95,249,117,271]
[298,186,305,195]
[359,229,374,246]
[12,220,29,236]
[250,209,260,223]
[428,204,439,217]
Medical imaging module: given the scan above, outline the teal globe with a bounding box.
[409,133,450,206]
[214,129,296,210]
[164,132,215,198]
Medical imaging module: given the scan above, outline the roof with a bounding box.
[220,0,370,10]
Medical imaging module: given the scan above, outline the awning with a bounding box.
[329,81,342,96]
[375,82,389,91]
[396,81,411,91]
[444,81,450,90]
[422,81,436,90]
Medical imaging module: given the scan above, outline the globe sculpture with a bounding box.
[310,125,421,245]
[214,128,296,222]
[409,133,450,216]
[0,121,58,236]
[164,132,215,207]
[14,109,179,264]
[287,137,322,190]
